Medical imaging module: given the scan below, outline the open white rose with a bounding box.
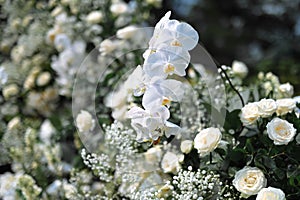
[194,127,222,157]
[257,99,277,118]
[276,98,296,116]
[180,140,193,154]
[161,152,180,174]
[266,118,296,145]
[76,110,95,132]
[240,102,261,126]
[232,60,248,78]
[233,167,267,197]
[256,187,285,200]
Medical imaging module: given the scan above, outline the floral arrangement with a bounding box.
[1,1,300,200]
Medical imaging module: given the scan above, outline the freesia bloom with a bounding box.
[76,110,95,132]
[276,98,296,116]
[266,118,296,145]
[161,152,180,174]
[194,127,222,157]
[256,187,285,200]
[233,167,267,197]
[257,98,277,118]
[240,102,261,126]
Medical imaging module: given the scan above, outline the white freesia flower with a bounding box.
[127,106,180,142]
[266,118,296,145]
[144,45,190,78]
[278,83,294,98]
[116,25,139,40]
[232,60,248,78]
[161,152,180,174]
[257,98,277,118]
[276,98,296,116]
[110,2,129,16]
[194,127,222,157]
[76,110,95,132]
[240,102,261,126]
[180,140,193,154]
[233,167,267,197]
[86,11,103,24]
[256,187,285,200]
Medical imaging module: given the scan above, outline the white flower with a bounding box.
[143,45,190,78]
[0,66,8,85]
[2,84,19,99]
[278,83,294,98]
[86,11,103,24]
[76,110,95,132]
[161,152,180,174]
[233,167,267,197]
[142,77,184,110]
[180,140,193,154]
[276,98,296,116]
[110,2,129,16]
[127,106,181,142]
[144,145,163,163]
[266,118,296,145]
[256,187,285,200]
[149,11,199,51]
[232,60,248,78]
[7,117,21,131]
[194,127,222,157]
[39,120,55,144]
[54,34,71,51]
[240,102,261,126]
[116,25,139,40]
[257,99,277,118]
[99,39,118,55]
[36,72,51,87]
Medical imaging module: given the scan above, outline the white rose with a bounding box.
[232,60,248,78]
[110,2,129,16]
[257,99,277,118]
[256,187,285,200]
[3,84,19,99]
[180,140,193,154]
[276,98,296,116]
[278,83,294,98]
[144,145,163,163]
[161,152,180,174]
[76,110,95,132]
[240,102,261,126]
[233,167,267,197]
[266,118,296,145]
[86,11,103,24]
[36,72,51,87]
[194,127,222,157]
[116,25,138,40]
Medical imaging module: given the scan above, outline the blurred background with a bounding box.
[150,0,300,95]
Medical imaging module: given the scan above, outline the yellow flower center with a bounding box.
[171,40,182,47]
[164,64,175,74]
[162,97,171,106]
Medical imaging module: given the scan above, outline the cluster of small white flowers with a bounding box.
[167,167,237,200]
[258,72,294,98]
[81,149,113,182]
